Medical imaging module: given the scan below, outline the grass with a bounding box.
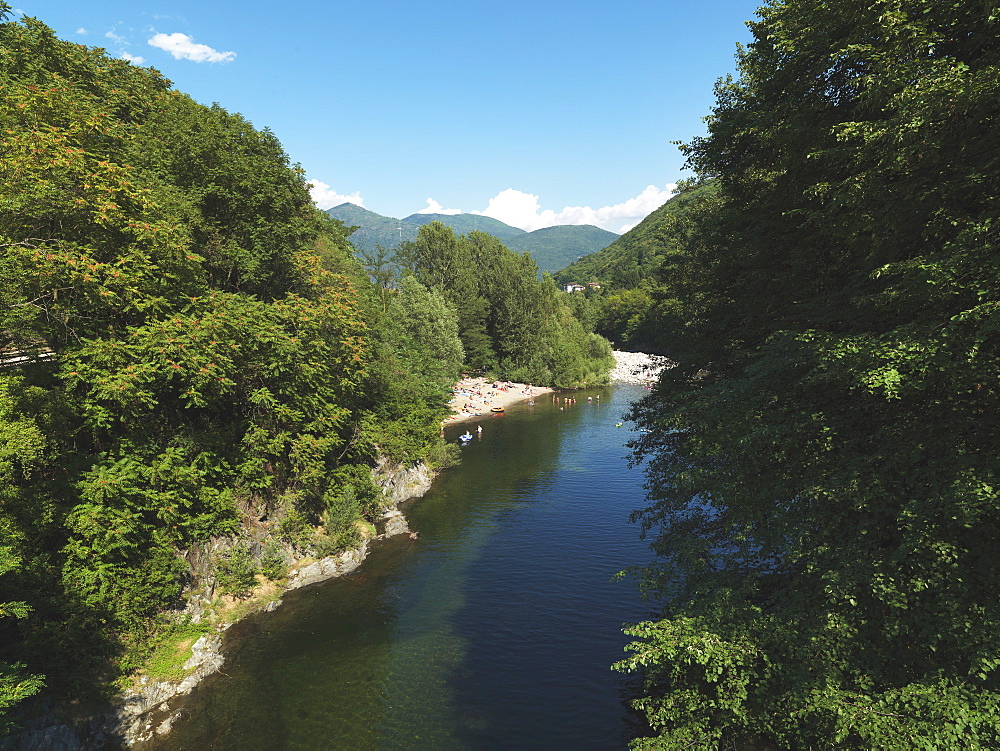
[144,622,212,682]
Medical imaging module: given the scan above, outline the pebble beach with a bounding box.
[443,351,672,425]
[608,350,674,385]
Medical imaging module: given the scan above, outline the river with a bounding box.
[149,384,657,750]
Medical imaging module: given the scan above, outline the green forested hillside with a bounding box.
[326,204,524,254]
[553,182,715,290]
[548,183,716,351]
[617,0,1000,747]
[504,224,618,272]
[324,202,409,256]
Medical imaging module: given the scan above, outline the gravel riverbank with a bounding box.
[609,350,673,385]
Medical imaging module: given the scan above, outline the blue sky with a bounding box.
[14,1,761,233]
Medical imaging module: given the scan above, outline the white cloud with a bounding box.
[148,32,236,64]
[105,28,126,44]
[472,184,677,234]
[416,198,462,215]
[121,52,145,65]
[307,180,365,211]
[76,27,87,35]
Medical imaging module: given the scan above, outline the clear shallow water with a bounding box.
[151,385,657,750]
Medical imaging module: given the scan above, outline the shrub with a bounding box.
[214,543,258,598]
[259,542,288,581]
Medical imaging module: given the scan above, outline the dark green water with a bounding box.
[152,384,656,750]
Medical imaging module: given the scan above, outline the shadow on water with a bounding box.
[145,386,655,750]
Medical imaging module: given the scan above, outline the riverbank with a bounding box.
[609,350,674,385]
[4,461,437,751]
[444,377,552,425]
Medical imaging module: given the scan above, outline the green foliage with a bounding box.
[0,665,44,737]
[328,463,383,521]
[550,183,715,349]
[143,620,211,682]
[554,182,716,291]
[315,480,363,555]
[214,544,258,599]
[0,544,44,735]
[614,618,763,749]
[388,274,465,387]
[422,438,462,470]
[277,506,312,549]
[259,543,289,582]
[312,526,361,559]
[593,287,654,343]
[397,221,495,368]
[396,222,613,388]
[619,1,1000,747]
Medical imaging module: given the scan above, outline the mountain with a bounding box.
[327,204,619,273]
[505,225,619,273]
[400,212,525,241]
[553,182,718,289]
[326,202,397,231]
[327,203,410,252]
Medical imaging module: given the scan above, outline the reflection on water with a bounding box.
[148,385,655,750]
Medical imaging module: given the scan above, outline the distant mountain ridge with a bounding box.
[327,203,618,274]
[399,212,525,241]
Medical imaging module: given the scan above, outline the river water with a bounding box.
[152,384,657,750]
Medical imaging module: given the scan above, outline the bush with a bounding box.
[277,507,311,549]
[311,525,361,558]
[214,543,258,598]
[330,464,383,520]
[423,438,461,470]
[259,542,288,581]
[144,621,211,682]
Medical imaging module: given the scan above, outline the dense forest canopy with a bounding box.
[617,0,1000,747]
[391,221,613,388]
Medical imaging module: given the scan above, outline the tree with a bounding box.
[357,243,398,314]
[388,274,465,387]
[618,1,1000,747]
[0,379,45,733]
[397,221,494,368]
